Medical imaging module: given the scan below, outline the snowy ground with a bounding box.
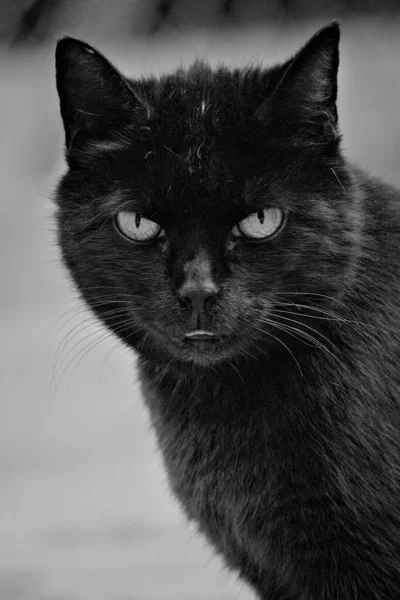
[1,18,400,600]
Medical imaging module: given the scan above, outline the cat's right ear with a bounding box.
[55,38,147,161]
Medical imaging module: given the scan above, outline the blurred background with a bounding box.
[1,1,400,599]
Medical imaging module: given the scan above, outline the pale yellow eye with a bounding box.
[232,208,284,240]
[116,211,162,242]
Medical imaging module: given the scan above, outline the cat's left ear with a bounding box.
[56,38,147,159]
[261,23,340,143]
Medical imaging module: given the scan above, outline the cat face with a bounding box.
[55,24,361,367]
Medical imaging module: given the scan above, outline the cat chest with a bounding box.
[142,372,348,563]
[148,395,342,563]
[151,410,289,554]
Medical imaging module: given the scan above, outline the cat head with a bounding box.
[55,24,361,368]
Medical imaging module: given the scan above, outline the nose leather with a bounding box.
[178,282,219,312]
[178,250,220,311]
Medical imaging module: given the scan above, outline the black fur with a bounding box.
[54,24,400,599]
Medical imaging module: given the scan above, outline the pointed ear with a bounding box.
[261,23,340,143]
[55,38,147,158]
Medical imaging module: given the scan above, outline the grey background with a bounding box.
[1,3,400,599]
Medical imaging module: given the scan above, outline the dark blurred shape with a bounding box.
[159,0,174,21]
[286,0,400,18]
[223,0,235,15]
[12,0,61,45]
[4,0,400,45]
[152,0,174,32]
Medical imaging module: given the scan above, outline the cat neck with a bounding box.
[137,344,312,420]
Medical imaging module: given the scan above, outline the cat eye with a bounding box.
[232,208,284,240]
[115,211,163,242]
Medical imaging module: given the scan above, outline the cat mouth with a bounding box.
[152,326,234,363]
[181,329,233,364]
[184,330,217,341]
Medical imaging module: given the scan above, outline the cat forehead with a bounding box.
[154,61,220,98]
[102,170,278,220]
[142,63,274,119]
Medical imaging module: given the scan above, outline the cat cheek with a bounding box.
[157,235,169,257]
[226,239,236,254]
[225,237,243,257]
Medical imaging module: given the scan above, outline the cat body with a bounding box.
[55,24,400,599]
[139,216,400,599]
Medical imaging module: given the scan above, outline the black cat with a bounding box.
[54,23,400,599]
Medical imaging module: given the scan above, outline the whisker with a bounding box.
[238,313,303,376]
[228,358,246,386]
[262,328,303,377]
[277,323,337,360]
[52,309,135,389]
[331,167,346,191]
[259,316,343,366]
[61,328,127,408]
[52,318,142,406]
[52,325,111,400]
[52,307,133,382]
[52,302,136,350]
[273,290,347,307]
[273,303,373,333]
[268,312,337,349]
[48,293,146,335]
[96,335,137,404]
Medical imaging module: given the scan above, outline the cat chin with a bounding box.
[166,338,238,367]
[177,343,238,367]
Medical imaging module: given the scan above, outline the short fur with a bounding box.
[55,24,400,599]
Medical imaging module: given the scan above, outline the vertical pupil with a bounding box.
[257,210,264,225]
[135,213,141,228]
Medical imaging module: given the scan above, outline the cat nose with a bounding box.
[177,282,219,312]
